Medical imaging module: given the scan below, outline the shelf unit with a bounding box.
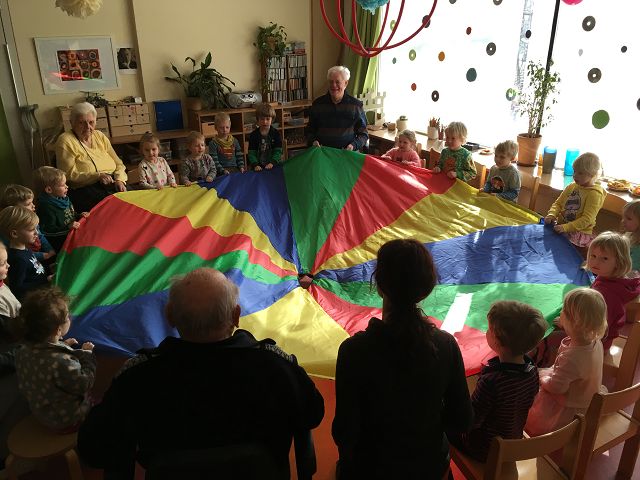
[261,54,308,103]
[187,101,311,163]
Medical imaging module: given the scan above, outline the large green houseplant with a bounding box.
[166,52,235,110]
[516,60,560,166]
[254,22,287,63]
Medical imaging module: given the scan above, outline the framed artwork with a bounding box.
[117,46,138,75]
[34,36,119,94]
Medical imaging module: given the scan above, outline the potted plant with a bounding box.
[166,52,235,110]
[254,22,288,63]
[516,60,560,166]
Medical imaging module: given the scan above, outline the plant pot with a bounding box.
[185,97,203,111]
[516,134,542,166]
[427,126,439,140]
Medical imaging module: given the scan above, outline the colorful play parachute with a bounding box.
[58,147,590,377]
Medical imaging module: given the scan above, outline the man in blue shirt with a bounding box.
[307,66,368,151]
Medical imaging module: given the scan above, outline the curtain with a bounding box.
[340,6,381,98]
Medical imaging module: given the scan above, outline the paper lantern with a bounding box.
[55,0,103,19]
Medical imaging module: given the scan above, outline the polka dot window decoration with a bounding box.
[592,110,609,129]
[582,16,595,31]
[411,83,417,91]
[449,0,456,4]
[588,68,601,83]
[390,20,396,30]
[637,98,640,110]
[409,49,417,61]
[422,15,431,28]
[493,0,503,5]
[525,30,532,39]
[431,90,440,102]
[621,46,628,53]
[578,49,584,56]
[466,68,477,82]
[438,51,445,61]
[466,27,472,35]
[392,57,397,64]
[486,42,496,56]
[505,88,516,101]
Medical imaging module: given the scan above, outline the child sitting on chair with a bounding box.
[0,207,49,301]
[34,166,89,252]
[180,131,217,186]
[622,200,640,275]
[482,140,521,201]
[138,133,177,190]
[587,232,640,349]
[0,242,20,338]
[0,184,55,262]
[545,152,606,249]
[381,129,422,168]
[450,301,546,461]
[525,288,607,436]
[248,103,282,172]
[14,286,95,431]
[210,113,245,175]
[432,121,476,183]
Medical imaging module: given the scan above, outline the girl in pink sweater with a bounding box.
[525,288,607,436]
[381,129,422,168]
[587,231,640,349]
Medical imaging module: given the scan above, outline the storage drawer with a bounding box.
[134,104,149,115]
[96,117,109,129]
[136,113,150,125]
[201,122,217,136]
[109,115,136,127]
[110,123,152,137]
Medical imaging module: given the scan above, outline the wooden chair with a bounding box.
[469,161,487,191]
[604,320,640,391]
[519,172,541,211]
[428,148,440,170]
[4,415,83,480]
[450,415,584,480]
[574,382,640,480]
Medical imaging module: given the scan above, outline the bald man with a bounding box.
[78,268,324,478]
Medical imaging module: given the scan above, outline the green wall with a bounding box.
[0,95,21,184]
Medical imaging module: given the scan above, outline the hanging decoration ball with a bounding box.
[321,0,439,58]
[55,0,103,18]
[357,0,390,13]
[561,0,583,5]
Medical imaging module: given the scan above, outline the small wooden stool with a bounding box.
[4,415,83,480]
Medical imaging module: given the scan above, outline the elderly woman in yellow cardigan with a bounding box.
[55,102,128,212]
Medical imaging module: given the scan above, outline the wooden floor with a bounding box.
[6,335,640,480]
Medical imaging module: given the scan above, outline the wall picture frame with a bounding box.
[34,36,119,94]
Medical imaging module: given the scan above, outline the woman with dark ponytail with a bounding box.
[332,239,472,479]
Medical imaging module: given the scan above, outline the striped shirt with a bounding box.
[460,356,539,461]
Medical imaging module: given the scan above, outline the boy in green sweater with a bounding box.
[35,166,89,252]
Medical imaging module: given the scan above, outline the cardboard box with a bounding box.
[110,123,152,137]
[201,122,217,137]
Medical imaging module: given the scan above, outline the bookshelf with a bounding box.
[262,54,308,103]
[187,102,311,163]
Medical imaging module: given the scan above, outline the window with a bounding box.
[378,0,639,182]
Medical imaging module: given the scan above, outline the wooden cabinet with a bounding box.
[107,102,153,138]
[187,101,311,163]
